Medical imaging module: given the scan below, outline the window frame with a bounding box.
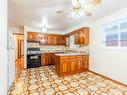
[102,17,127,50]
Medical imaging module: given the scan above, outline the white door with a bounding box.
[8,30,15,87]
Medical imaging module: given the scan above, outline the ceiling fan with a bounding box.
[56,0,102,19]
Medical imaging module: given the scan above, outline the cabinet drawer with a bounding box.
[76,56,82,58]
[70,56,76,59]
[60,56,69,60]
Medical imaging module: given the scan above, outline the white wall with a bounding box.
[0,0,8,94]
[90,8,127,85]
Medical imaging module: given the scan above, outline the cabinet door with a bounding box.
[77,56,83,70]
[47,53,52,65]
[83,55,89,70]
[84,28,89,45]
[69,57,76,72]
[44,35,48,45]
[80,29,85,44]
[53,35,57,45]
[48,53,54,65]
[60,58,69,73]
[74,32,79,44]
[42,53,50,66]
[27,32,38,42]
[57,35,62,45]
[47,35,52,45]
[61,36,65,45]
[51,53,55,65]
[27,32,32,42]
[42,54,47,66]
[58,36,61,45]
[51,36,54,45]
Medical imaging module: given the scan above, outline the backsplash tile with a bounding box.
[27,42,89,54]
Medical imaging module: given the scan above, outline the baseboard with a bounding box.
[88,70,127,88]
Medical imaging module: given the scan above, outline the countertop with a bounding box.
[55,53,87,56]
[27,50,88,55]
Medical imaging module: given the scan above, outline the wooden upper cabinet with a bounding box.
[74,32,79,44]
[27,27,89,45]
[27,32,67,45]
[60,35,66,45]
[74,27,89,45]
[84,27,89,45]
[27,32,38,42]
[80,29,85,44]
[47,35,52,45]
[53,35,57,45]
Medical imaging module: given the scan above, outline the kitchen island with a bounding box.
[55,53,89,77]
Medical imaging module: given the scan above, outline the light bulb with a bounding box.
[42,25,47,33]
[72,0,78,6]
[71,9,84,19]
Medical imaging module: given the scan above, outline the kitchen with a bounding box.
[26,27,89,76]
[4,0,127,95]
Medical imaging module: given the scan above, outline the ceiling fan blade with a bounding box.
[56,9,72,14]
[85,11,92,16]
[82,0,101,9]
[90,0,102,6]
[56,10,65,13]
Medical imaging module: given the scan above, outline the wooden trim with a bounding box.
[13,33,24,35]
[27,31,65,36]
[65,27,89,35]
[89,70,127,88]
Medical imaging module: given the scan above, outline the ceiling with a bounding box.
[8,0,127,32]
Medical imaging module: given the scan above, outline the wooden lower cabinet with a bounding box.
[69,57,76,72]
[77,56,83,70]
[41,53,55,66]
[60,58,69,73]
[83,55,89,70]
[55,55,89,77]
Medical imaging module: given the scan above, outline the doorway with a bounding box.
[14,34,24,69]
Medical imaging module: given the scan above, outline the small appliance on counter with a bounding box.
[27,48,42,68]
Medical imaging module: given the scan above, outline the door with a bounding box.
[8,30,15,87]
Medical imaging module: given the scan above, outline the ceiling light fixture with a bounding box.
[71,0,93,19]
[42,25,47,33]
[72,0,84,19]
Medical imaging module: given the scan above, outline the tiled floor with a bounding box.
[8,66,127,95]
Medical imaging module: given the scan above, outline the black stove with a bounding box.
[27,48,41,68]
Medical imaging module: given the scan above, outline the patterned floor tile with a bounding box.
[8,65,127,95]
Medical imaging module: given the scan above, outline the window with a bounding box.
[120,22,127,46]
[103,17,127,48]
[70,35,79,48]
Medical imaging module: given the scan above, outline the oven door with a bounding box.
[27,54,41,68]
